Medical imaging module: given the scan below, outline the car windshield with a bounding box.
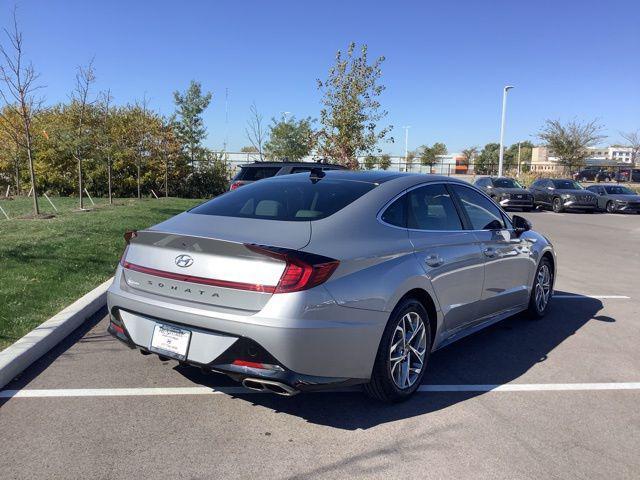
[605,186,635,195]
[493,178,523,188]
[190,176,376,221]
[553,179,583,190]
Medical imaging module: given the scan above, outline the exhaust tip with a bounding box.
[242,378,299,396]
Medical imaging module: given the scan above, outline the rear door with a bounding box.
[406,183,485,333]
[449,184,532,319]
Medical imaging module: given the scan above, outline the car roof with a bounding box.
[239,161,347,169]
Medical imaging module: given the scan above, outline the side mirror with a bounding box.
[512,215,532,236]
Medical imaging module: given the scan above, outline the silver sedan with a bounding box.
[107,170,556,402]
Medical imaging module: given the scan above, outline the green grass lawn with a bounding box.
[0,196,203,350]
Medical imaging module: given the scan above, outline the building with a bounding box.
[530,146,636,173]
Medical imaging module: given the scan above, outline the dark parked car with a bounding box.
[573,167,614,182]
[586,184,640,213]
[614,168,640,183]
[529,178,597,213]
[473,176,534,211]
[229,161,347,190]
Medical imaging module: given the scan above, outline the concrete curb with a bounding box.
[0,277,113,390]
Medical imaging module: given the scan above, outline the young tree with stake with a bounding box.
[0,9,42,215]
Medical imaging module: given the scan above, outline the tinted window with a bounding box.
[406,184,462,231]
[236,166,281,181]
[451,185,506,230]
[191,177,376,221]
[552,179,583,190]
[605,186,634,195]
[381,195,406,227]
[493,178,523,188]
[475,178,490,187]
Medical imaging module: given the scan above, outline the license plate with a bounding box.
[149,323,191,360]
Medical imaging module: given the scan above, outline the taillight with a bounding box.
[246,245,339,294]
[120,230,137,266]
[230,181,243,190]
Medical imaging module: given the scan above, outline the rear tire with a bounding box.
[528,257,554,319]
[364,298,431,403]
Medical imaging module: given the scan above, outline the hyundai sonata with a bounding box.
[107,170,556,402]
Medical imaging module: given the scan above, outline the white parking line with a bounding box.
[554,295,630,299]
[2,383,640,398]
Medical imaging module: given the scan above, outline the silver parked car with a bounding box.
[107,170,556,402]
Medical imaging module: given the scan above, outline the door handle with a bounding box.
[483,247,497,258]
[424,254,444,267]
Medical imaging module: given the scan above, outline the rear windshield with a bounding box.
[234,166,281,181]
[191,176,376,221]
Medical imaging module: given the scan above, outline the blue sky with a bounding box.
[2,0,639,154]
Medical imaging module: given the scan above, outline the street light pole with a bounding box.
[403,126,411,172]
[498,85,514,177]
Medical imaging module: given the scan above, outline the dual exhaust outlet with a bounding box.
[242,378,299,396]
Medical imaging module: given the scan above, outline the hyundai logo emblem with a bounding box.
[175,254,194,268]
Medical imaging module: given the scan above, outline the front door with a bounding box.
[449,184,533,320]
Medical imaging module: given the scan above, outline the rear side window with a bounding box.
[451,185,506,230]
[191,177,376,221]
[235,166,281,181]
[381,195,406,227]
[407,184,463,231]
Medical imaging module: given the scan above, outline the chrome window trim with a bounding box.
[377,179,514,233]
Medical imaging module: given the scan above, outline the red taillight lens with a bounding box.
[230,181,243,190]
[246,245,339,294]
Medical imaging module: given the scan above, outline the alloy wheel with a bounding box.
[389,311,427,389]
[606,201,615,213]
[534,264,552,313]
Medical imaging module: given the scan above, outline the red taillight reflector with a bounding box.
[110,321,125,335]
[121,261,277,293]
[246,245,339,294]
[232,360,265,369]
[230,181,243,190]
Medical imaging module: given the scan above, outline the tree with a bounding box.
[419,142,447,172]
[538,119,606,171]
[0,9,42,215]
[620,130,639,168]
[70,59,96,209]
[363,154,377,170]
[475,143,500,174]
[97,90,114,204]
[245,102,267,161]
[316,42,392,169]
[173,80,212,169]
[405,150,416,171]
[264,115,314,161]
[240,145,258,153]
[504,140,533,173]
[379,153,392,170]
[460,146,478,167]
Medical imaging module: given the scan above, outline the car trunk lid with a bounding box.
[120,212,312,312]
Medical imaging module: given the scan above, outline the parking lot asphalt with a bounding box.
[1,211,639,480]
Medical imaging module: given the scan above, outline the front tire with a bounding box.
[528,257,553,319]
[364,298,431,403]
[606,201,616,213]
[552,197,564,213]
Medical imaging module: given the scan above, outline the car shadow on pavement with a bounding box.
[179,291,609,430]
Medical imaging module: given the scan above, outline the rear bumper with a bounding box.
[106,268,387,383]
